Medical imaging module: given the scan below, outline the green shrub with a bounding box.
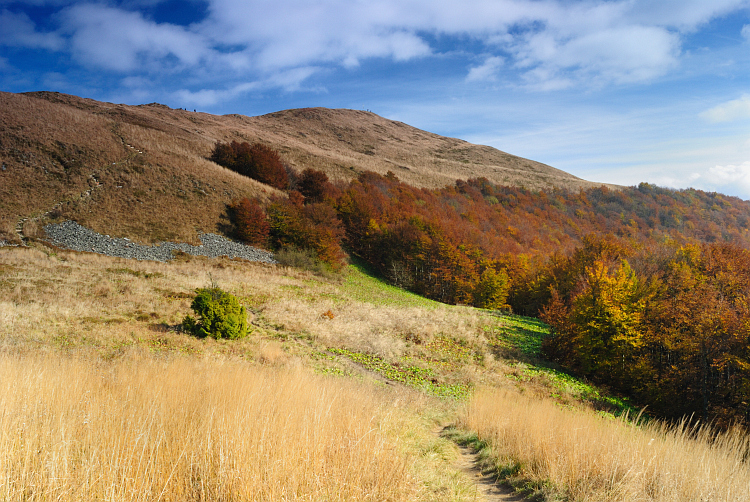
[182,287,249,339]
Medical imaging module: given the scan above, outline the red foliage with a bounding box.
[231,198,270,246]
[210,141,288,190]
[299,168,335,203]
[266,197,346,269]
[288,190,305,207]
[248,143,288,190]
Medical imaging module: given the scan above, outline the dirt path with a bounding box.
[453,443,527,502]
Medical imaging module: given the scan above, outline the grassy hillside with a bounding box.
[3,244,750,501]
[0,92,279,245]
[0,91,612,245]
[3,89,749,500]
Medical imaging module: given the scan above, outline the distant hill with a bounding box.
[0,91,613,244]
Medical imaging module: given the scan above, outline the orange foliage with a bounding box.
[230,198,269,246]
[210,141,288,190]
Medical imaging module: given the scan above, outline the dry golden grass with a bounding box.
[9,243,750,501]
[0,352,426,501]
[0,245,495,501]
[460,388,750,501]
[0,245,498,377]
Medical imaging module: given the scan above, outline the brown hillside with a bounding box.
[246,107,605,191]
[0,91,613,245]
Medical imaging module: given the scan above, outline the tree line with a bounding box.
[537,237,750,424]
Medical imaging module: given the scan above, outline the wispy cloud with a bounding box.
[172,67,321,107]
[701,95,750,123]
[4,0,748,93]
[466,56,504,82]
[0,9,63,50]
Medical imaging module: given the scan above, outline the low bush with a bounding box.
[182,287,249,339]
[230,197,270,246]
[274,247,339,278]
[210,141,288,190]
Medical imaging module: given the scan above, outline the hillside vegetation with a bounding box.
[3,246,750,501]
[213,160,750,424]
[0,91,610,245]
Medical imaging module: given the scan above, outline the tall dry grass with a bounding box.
[460,388,750,501]
[0,353,423,501]
[0,246,490,501]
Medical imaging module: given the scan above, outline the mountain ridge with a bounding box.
[0,90,615,245]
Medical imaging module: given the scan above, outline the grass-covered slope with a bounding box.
[2,244,750,501]
[0,91,611,245]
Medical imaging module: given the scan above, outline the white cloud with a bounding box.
[0,9,63,49]
[196,0,697,89]
[466,56,504,82]
[201,1,432,72]
[658,160,750,199]
[742,24,750,41]
[512,25,680,87]
[265,66,320,91]
[59,4,212,72]
[6,0,750,95]
[173,81,270,107]
[173,87,239,107]
[172,66,320,106]
[700,95,750,123]
[704,161,750,194]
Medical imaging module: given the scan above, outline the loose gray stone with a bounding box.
[43,221,276,264]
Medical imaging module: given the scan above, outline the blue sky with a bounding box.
[3,1,750,199]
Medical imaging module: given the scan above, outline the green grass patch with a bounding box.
[423,336,479,366]
[340,262,444,308]
[481,314,642,418]
[486,313,549,357]
[329,347,469,399]
[507,364,642,419]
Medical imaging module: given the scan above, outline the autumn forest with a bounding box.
[215,140,750,425]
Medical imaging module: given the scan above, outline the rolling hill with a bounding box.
[0,90,613,245]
